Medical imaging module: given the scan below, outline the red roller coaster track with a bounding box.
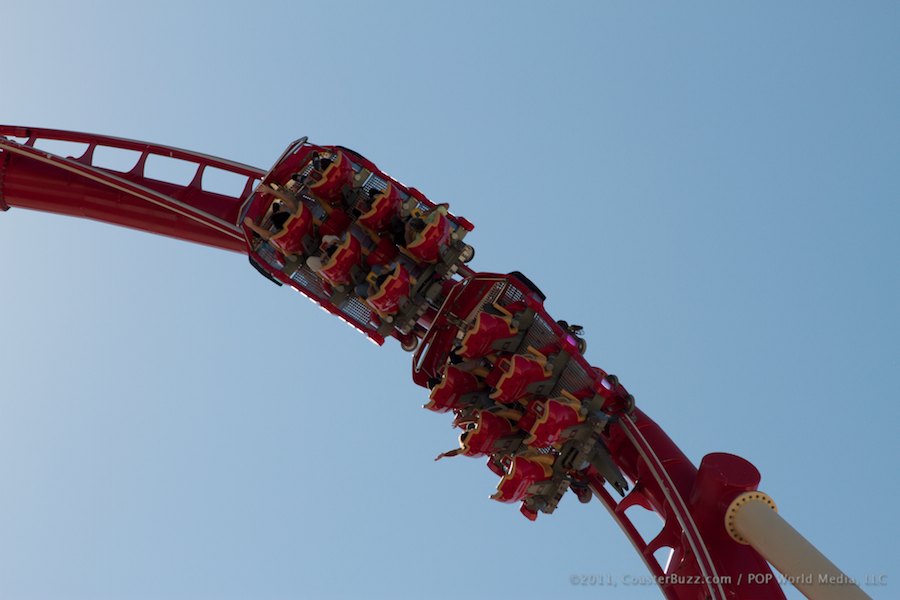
[0,126,867,600]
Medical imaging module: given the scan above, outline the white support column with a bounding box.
[726,491,870,600]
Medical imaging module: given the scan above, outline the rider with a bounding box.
[243,200,292,241]
[305,235,342,272]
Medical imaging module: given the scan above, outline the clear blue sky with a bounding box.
[1,2,897,599]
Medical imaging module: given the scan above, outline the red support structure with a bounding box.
[589,413,785,599]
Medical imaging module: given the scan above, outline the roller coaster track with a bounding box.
[0,126,868,600]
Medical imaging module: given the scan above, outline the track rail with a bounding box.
[0,125,263,251]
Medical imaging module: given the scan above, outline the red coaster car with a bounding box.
[358,182,403,232]
[306,150,354,204]
[245,137,473,348]
[491,454,554,503]
[519,392,585,448]
[317,233,361,286]
[364,263,411,316]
